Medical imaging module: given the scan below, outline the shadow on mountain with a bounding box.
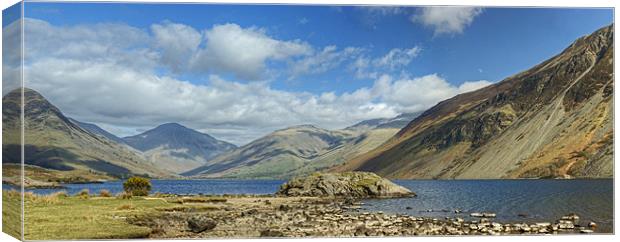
[3,144,131,177]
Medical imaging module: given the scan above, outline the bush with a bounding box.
[123,176,152,196]
[99,189,112,197]
[76,189,90,199]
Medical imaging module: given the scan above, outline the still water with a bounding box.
[6,178,613,232]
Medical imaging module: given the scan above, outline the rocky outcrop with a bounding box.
[276,172,414,198]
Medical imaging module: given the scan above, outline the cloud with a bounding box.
[2,19,22,95]
[288,46,362,78]
[411,7,482,36]
[151,21,202,72]
[190,23,311,80]
[373,47,421,69]
[15,18,491,145]
[350,46,421,79]
[357,6,406,16]
[355,6,408,28]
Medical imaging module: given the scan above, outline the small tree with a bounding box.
[123,176,152,196]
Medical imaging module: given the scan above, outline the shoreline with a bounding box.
[127,195,604,237]
[2,190,608,239]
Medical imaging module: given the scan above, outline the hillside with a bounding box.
[69,118,128,145]
[184,111,421,179]
[123,123,237,173]
[333,24,613,179]
[1,88,171,178]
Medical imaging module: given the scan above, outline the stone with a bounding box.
[260,229,284,237]
[580,229,594,233]
[561,213,580,221]
[276,172,415,198]
[187,215,217,233]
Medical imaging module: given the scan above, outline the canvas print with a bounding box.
[1,1,614,240]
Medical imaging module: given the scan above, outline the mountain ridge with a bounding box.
[333,24,613,179]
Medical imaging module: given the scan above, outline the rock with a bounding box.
[276,172,415,198]
[557,220,575,229]
[454,209,462,214]
[354,224,373,236]
[470,212,494,218]
[580,229,594,233]
[561,213,580,221]
[260,229,284,237]
[279,204,291,211]
[406,206,413,210]
[187,215,217,233]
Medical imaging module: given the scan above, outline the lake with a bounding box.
[5,178,613,233]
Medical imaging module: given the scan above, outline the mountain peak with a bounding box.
[156,122,187,129]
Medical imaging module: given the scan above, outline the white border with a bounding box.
[0,1,617,242]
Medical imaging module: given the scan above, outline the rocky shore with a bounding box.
[127,195,598,238]
[124,172,600,238]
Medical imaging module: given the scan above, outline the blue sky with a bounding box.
[4,3,614,144]
[25,4,613,93]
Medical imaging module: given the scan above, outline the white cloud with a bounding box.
[190,23,311,80]
[2,19,22,95]
[373,47,421,69]
[411,7,483,36]
[288,46,362,78]
[358,6,406,16]
[14,18,492,145]
[350,46,421,79]
[151,21,202,72]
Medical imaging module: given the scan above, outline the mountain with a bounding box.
[346,112,422,131]
[183,125,354,178]
[333,25,613,179]
[122,123,237,173]
[69,118,127,145]
[1,88,171,178]
[184,112,421,179]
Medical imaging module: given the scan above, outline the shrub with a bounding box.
[123,176,152,196]
[99,189,112,197]
[76,189,90,198]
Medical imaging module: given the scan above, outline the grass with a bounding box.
[2,189,22,240]
[2,189,184,240]
[3,164,114,186]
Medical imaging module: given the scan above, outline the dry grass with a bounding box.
[99,189,112,197]
[3,189,176,240]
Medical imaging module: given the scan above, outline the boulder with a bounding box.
[276,172,415,198]
[187,215,217,233]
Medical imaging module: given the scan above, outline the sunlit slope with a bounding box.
[334,24,613,179]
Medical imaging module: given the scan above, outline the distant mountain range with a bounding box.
[122,123,237,173]
[2,87,417,179]
[332,24,613,179]
[184,112,421,179]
